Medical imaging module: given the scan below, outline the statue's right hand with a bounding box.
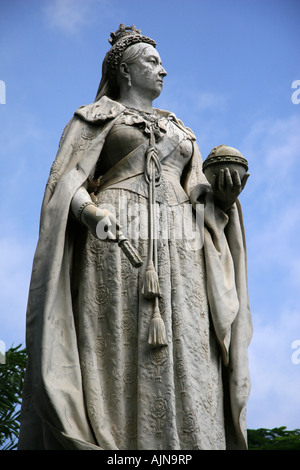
[81,204,121,242]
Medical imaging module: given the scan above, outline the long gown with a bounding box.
[18,97,252,450]
[72,107,226,450]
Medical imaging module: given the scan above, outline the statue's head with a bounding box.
[95,24,167,101]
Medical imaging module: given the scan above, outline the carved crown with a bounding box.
[109,24,142,46]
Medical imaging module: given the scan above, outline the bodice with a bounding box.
[95,108,194,181]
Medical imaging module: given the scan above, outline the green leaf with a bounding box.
[0,344,27,450]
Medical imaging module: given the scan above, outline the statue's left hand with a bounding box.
[211,168,250,212]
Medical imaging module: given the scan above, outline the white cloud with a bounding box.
[242,114,300,199]
[248,205,300,291]
[247,308,300,429]
[242,114,300,283]
[0,235,36,348]
[44,0,90,34]
[44,0,109,35]
[194,91,229,112]
[241,113,300,430]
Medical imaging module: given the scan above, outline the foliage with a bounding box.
[0,345,27,450]
[248,427,300,450]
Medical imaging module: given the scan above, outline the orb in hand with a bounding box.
[202,145,248,186]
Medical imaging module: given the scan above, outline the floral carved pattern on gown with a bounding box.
[72,109,226,450]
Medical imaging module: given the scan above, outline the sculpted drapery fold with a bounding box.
[18,96,252,450]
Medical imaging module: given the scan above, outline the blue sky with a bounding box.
[0,0,299,431]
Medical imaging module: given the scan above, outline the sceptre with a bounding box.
[101,216,143,269]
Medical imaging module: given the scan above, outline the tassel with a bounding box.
[148,305,168,348]
[142,260,160,299]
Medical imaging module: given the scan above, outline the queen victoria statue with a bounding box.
[18,25,252,450]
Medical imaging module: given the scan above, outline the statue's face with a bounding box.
[127,45,167,100]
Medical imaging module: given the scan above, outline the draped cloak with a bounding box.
[18,96,252,450]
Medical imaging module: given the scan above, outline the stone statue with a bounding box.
[18,24,252,450]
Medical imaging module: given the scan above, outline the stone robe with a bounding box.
[18,96,252,450]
